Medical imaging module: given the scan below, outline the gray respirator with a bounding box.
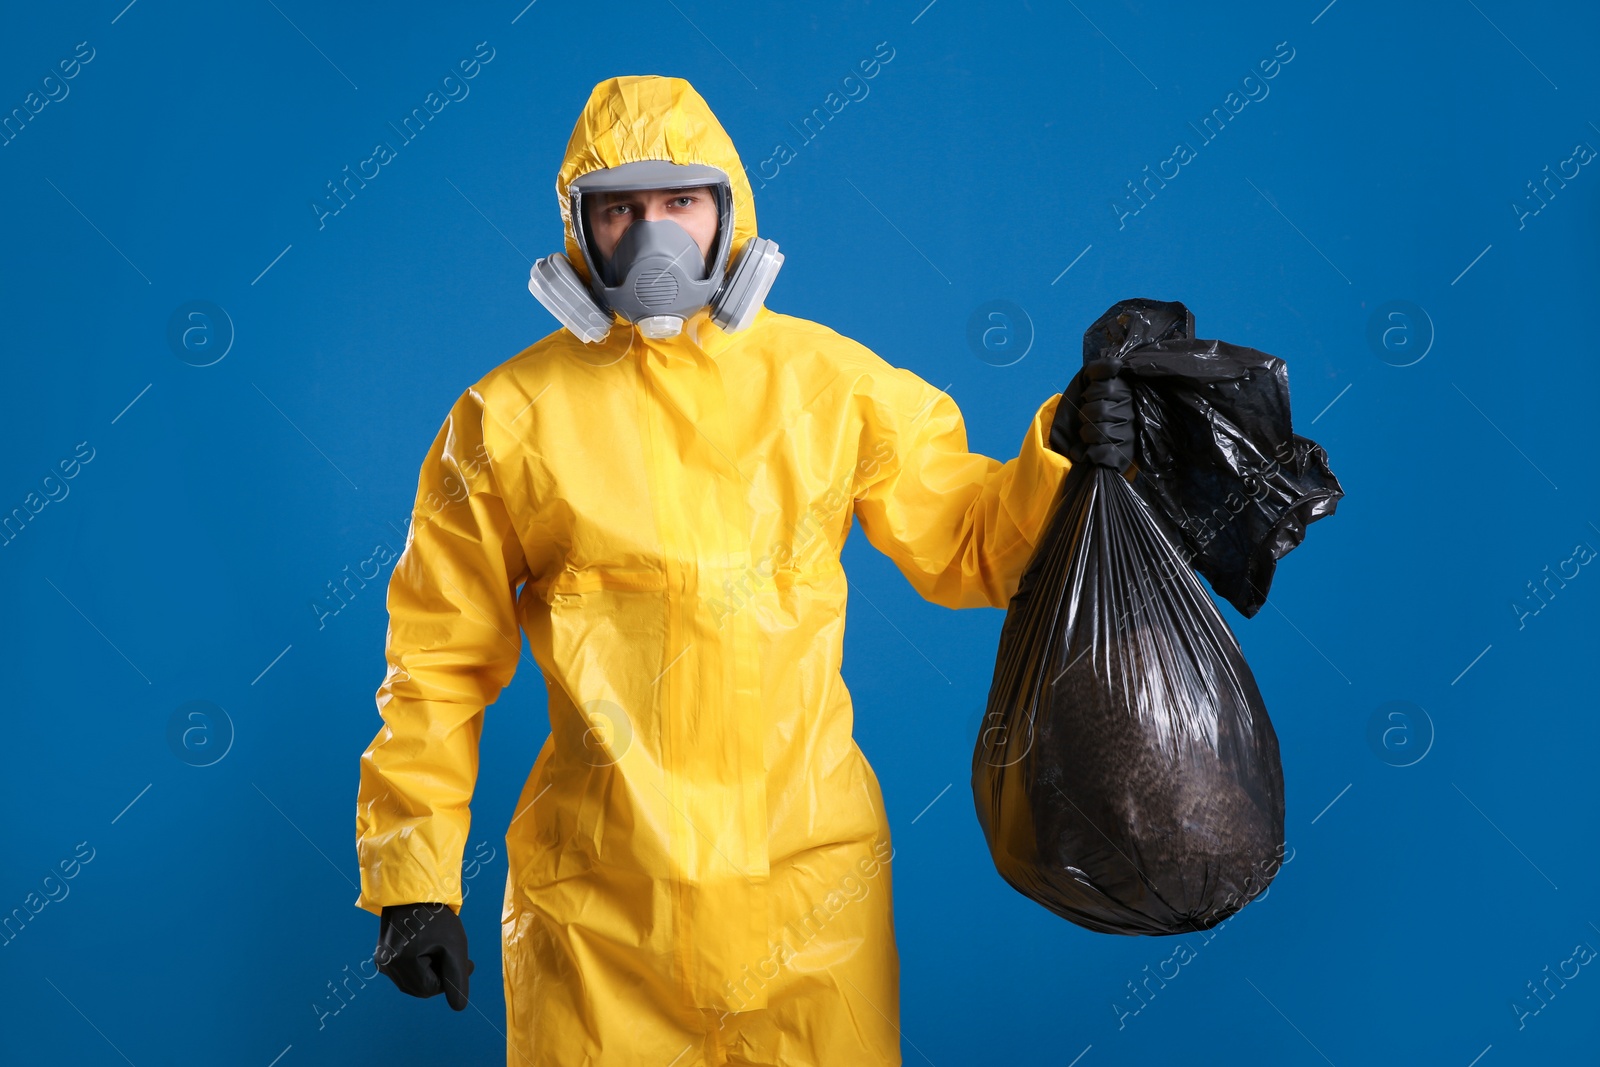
[528,160,784,343]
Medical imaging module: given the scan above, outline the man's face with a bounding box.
[585,186,719,271]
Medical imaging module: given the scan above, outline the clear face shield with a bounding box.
[571,162,735,339]
[528,160,784,344]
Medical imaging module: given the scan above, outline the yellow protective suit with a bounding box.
[355,75,1074,1066]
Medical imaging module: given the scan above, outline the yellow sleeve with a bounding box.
[852,366,1073,610]
[354,387,530,916]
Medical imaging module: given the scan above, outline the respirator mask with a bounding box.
[528,159,783,343]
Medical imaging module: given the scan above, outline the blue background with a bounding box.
[2,1,1596,1064]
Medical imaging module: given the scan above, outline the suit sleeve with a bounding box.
[852,364,1073,609]
[354,387,530,916]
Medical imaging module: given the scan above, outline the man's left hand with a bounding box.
[1049,357,1135,472]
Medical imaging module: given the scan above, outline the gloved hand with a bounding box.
[1048,357,1135,472]
[376,902,475,1011]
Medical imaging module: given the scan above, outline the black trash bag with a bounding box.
[972,297,1343,936]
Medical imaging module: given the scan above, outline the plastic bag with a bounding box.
[972,298,1343,936]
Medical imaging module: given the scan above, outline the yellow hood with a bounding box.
[556,75,758,289]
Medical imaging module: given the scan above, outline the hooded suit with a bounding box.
[355,74,1074,1066]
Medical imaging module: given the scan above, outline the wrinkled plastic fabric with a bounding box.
[1109,302,1344,617]
[354,75,1076,1067]
[973,298,1342,937]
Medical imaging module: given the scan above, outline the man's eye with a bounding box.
[671,196,695,207]
[606,204,631,216]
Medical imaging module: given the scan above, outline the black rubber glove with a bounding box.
[1048,357,1135,472]
[376,902,475,1011]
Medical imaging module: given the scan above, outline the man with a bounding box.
[355,75,1130,1067]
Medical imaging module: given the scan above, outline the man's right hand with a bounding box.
[376,902,475,1011]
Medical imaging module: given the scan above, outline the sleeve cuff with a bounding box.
[1004,392,1074,548]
